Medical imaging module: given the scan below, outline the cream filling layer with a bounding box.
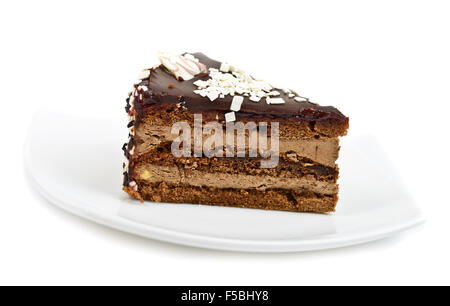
[135,125,340,167]
[135,165,338,195]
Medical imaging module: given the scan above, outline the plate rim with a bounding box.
[23,114,425,253]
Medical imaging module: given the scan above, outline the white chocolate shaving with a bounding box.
[220,62,231,73]
[230,96,244,111]
[193,67,273,103]
[191,59,310,110]
[206,90,219,101]
[266,97,285,104]
[249,95,261,102]
[138,70,150,80]
[294,97,308,102]
[158,52,207,81]
[225,111,236,122]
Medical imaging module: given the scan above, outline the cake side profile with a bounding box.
[123,52,349,213]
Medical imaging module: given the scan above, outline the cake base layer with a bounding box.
[132,182,338,213]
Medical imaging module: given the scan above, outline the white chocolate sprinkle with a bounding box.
[206,90,219,101]
[191,59,310,110]
[138,85,148,91]
[268,91,281,96]
[230,96,244,111]
[220,62,231,73]
[225,111,236,122]
[138,70,150,80]
[193,67,273,104]
[266,97,285,104]
[194,89,207,97]
[294,97,308,102]
[249,95,261,102]
[193,80,208,89]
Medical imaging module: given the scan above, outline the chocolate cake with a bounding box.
[123,52,349,213]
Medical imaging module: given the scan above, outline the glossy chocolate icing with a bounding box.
[133,53,347,122]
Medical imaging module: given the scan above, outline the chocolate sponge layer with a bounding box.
[139,182,338,213]
[132,143,339,182]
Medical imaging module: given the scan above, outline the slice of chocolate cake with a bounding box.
[123,52,349,213]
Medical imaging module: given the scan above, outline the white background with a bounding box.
[1,0,449,285]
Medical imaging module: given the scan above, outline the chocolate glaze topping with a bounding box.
[133,53,348,123]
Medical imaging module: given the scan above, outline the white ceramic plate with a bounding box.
[25,110,424,253]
